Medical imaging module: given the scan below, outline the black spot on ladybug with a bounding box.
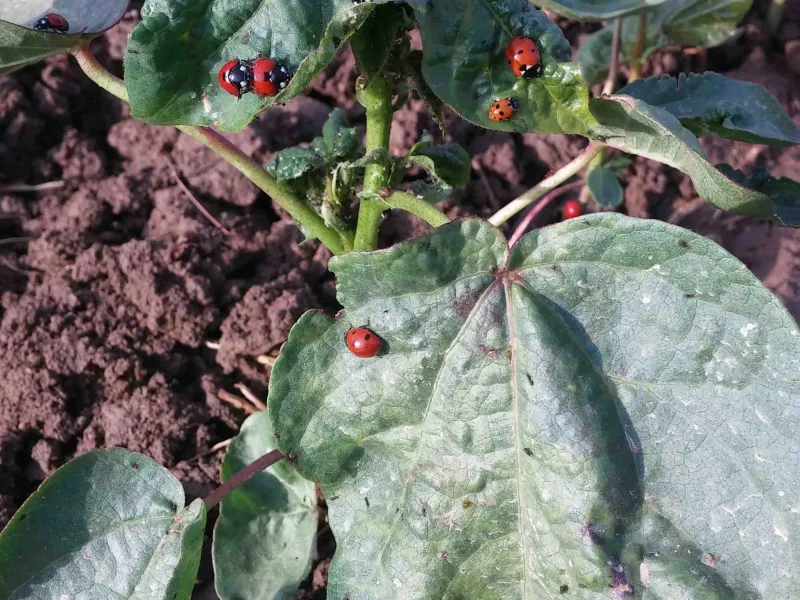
[364,496,370,508]
[499,111,505,116]
[364,334,371,340]
[559,584,569,593]
[523,447,533,457]
[679,240,690,248]
[517,49,524,54]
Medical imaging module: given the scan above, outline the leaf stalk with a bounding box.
[72,44,345,255]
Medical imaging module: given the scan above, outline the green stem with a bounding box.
[488,144,603,227]
[767,0,786,37]
[382,192,450,228]
[72,44,345,255]
[353,76,394,251]
[629,13,648,83]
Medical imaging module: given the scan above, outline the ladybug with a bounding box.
[505,36,542,79]
[251,58,292,97]
[345,327,382,358]
[488,98,519,122]
[34,13,69,34]
[218,58,252,98]
[563,199,582,220]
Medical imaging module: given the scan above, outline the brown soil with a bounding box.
[1,4,799,598]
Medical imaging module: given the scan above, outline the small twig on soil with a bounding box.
[165,158,232,236]
[218,389,258,414]
[508,182,582,248]
[205,340,221,350]
[603,18,624,96]
[234,383,268,412]
[472,159,499,208]
[0,181,64,193]
[204,449,284,509]
[628,13,648,83]
[185,438,233,463]
[256,354,277,367]
[0,237,32,246]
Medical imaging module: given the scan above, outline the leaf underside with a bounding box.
[0,448,206,600]
[270,217,800,599]
[532,0,671,20]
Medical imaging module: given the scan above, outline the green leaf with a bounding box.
[586,165,624,207]
[532,0,671,20]
[620,72,800,147]
[213,412,317,600]
[350,3,406,82]
[404,135,470,202]
[321,108,360,159]
[416,0,596,135]
[0,448,206,600]
[405,50,447,134]
[266,147,327,182]
[590,94,800,225]
[0,2,128,75]
[604,154,633,174]
[125,1,376,132]
[717,165,800,226]
[270,217,800,598]
[578,0,752,86]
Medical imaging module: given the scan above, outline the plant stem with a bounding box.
[382,192,450,228]
[353,76,394,251]
[767,0,786,37]
[489,145,603,227]
[72,44,345,255]
[507,182,582,248]
[628,13,648,82]
[603,18,624,96]
[203,449,283,509]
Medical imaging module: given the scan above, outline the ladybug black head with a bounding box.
[34,18,48,30]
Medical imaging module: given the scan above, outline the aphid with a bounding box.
[345,327,382,358]
[34,13,69,34]
[505,36,542,79]
[562,199,582,220]
[488,97,519,122]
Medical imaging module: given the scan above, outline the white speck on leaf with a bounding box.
[773,526,789,542]
[640,562,651,586]
[642,295,651,305]
[740,323,757,337]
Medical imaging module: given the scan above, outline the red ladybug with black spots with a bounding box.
[34,13,69,34]
[345,327,382,358]
[218,57,292,99]
[505,36,542,79]
[489,98,519,122]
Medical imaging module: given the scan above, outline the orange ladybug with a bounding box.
[505,36,542,79]
[488,98,519,122]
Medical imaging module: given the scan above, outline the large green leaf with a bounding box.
[125,0,378,132]
[586,165,624,207]
[0,448,206,600]
[620,73,800,147]
[578,0,752,86]
[270,217,800,598]
[589,94,800,225]
[532,0,671,20]
[213,412,317,600]
[416,0,596,135]
[0,0,127,75]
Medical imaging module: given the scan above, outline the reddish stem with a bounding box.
[203,449,284,509]
[508,182,582,248]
